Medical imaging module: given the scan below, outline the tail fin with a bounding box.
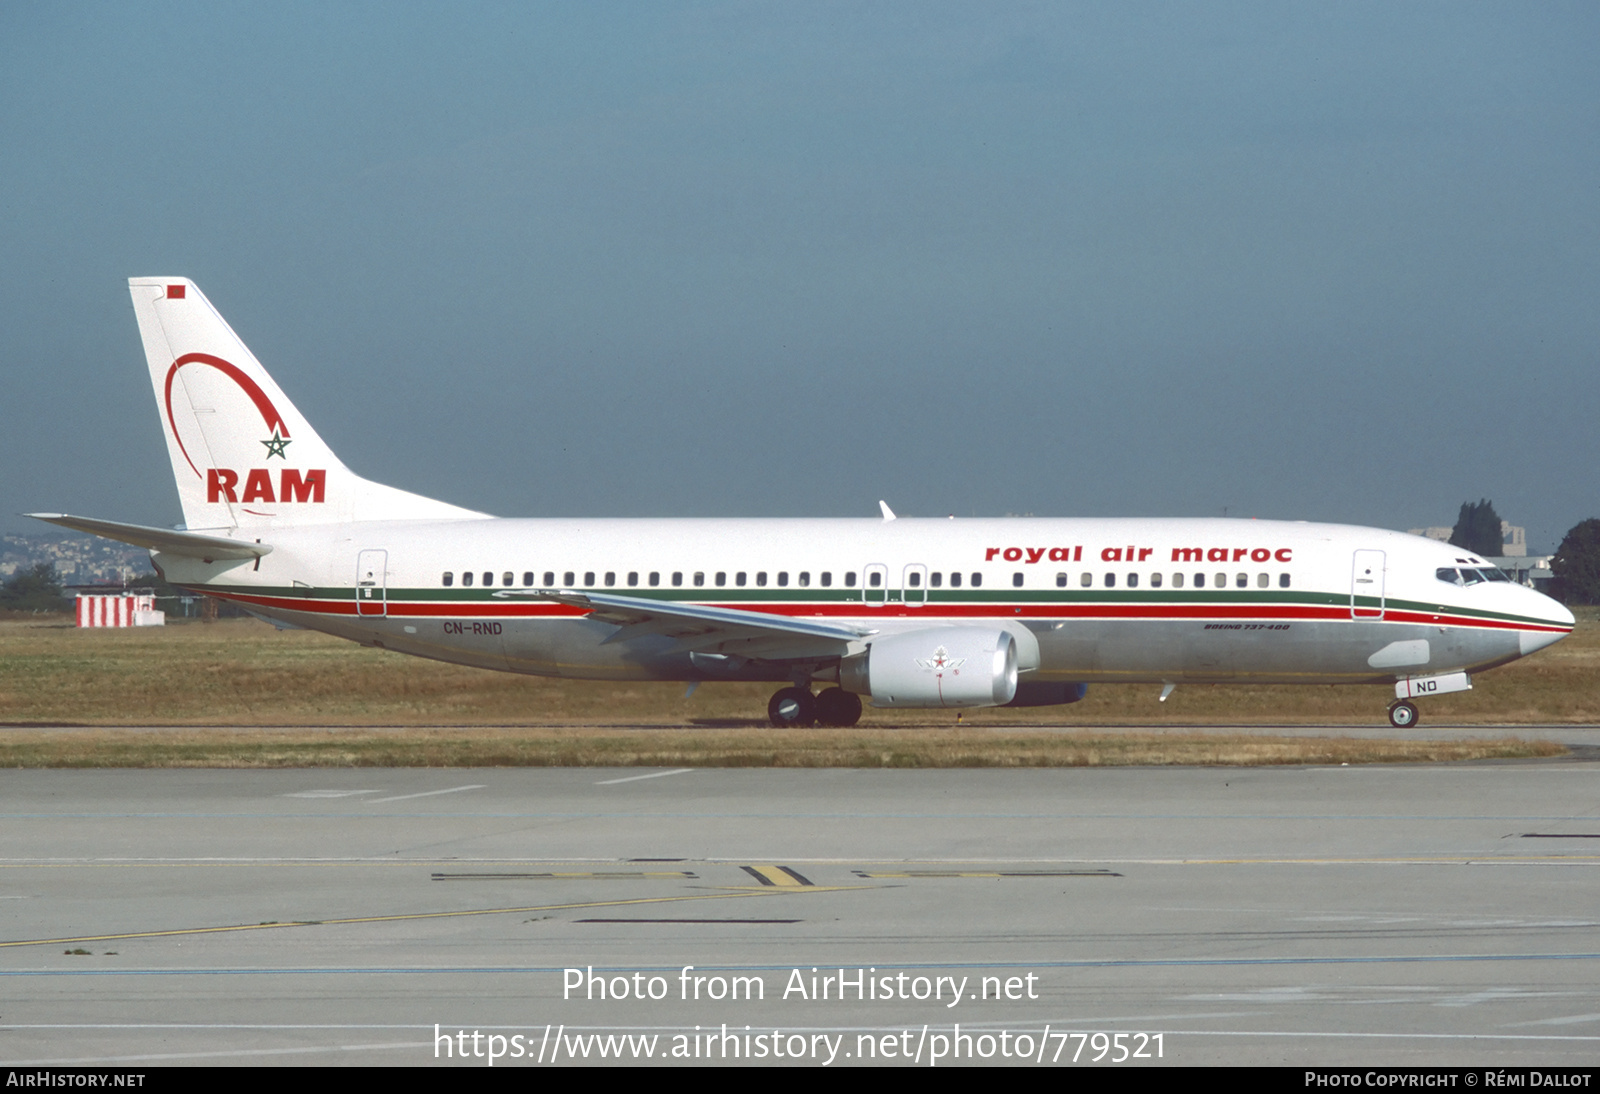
[129,278,486,531]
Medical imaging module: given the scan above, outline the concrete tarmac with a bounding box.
[2,756,1599,1067]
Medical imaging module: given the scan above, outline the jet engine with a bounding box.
[1005,681,1088,706]
[839,627,1018,708]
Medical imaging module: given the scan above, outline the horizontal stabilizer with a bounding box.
[25,514,271,561]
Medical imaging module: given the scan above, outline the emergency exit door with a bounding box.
[356,549,388,617]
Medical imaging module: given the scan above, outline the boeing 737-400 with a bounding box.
[31,278,1576,728]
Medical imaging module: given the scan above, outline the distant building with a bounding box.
[1499,521,1527,557]
[1407,521,1528,557]
[75,592,164,627]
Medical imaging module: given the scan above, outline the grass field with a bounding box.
[0,609,1592,767]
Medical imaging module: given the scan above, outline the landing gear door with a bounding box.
[863,563,888,608]
[1351,549,1385,620]
[356,549,388,617]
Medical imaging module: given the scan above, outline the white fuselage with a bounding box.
[154,515,1573,689]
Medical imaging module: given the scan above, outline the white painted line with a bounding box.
[595,768,695,786]
[1509,1012,1600,1027]
[362,785,486,804]
[284,790,385,799]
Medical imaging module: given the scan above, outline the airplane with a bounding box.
[31,278,1575,730]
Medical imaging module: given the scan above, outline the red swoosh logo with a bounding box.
[163,353,290,479]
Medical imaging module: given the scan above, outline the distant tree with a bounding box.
[0,563,69,611]
[1552,519,1600,605]
[1449,499,1504,558]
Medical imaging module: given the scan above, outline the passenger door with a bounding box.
[1350,550,1385,620]
[356,549,388,617]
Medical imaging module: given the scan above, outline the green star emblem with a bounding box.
[261,428,291,459]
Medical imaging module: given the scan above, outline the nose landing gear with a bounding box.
[1387,700,1419,729]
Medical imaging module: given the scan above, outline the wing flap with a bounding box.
[495,589,872,652]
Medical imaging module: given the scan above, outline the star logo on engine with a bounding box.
[261,429,291,459]
[917,645,965,673]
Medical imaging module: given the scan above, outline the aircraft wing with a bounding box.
[25,513,272,561]
[495,589,873,654]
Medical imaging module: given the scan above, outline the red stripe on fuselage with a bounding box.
[198,590,1572,635]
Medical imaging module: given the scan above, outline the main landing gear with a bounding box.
[767,686,863,728]
[1387,700,1419,729]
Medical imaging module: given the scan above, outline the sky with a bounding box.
[2,3,1596,551]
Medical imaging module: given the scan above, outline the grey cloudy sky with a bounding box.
[3,2,1596,550]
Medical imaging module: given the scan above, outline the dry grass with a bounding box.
[2,610,1596,728]
[0,609,1591,767]
[0,726,1565,769]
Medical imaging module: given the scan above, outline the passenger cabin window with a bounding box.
[1056,573,1068,588]
[544,571,555,586]
[868,572,882,587]
[671,572,682,587]
[522,572,534,586]
[1279,574,1290,588]
[949,572,960,588]
[627,572,638,587]
[1257,573,1269,589]
[1214,572,1226,588]
[908,572,922,588]
[714,572,725,586]
[442,572,454,587]
[1235,573,1247,589]
[1172,572,1184,588]
[930,572,941,587]
[756,572,767,587]
[692,572,704,587]
[649,572,660,587]
[777,572,788,587]
[799,572,810,587]
[1012,572,1024,587]
[462,572,474,587]
[821,572,833,587]
[1127,573,1139,588]
[584,572,595,586]
[503,572,513,586]
[970,573,982,587]
[1080,572,1092,588]
[845,572,857,586]
[563,571,575,587]
[1104,573,1116,588]
[1194,573,1205,588]
[483,572,493,587]
[736,572,747,587]
[1150,572,1162,588]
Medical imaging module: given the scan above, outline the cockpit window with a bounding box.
[1438,566,1504,587]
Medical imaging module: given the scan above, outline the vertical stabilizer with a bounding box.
[128,278,485,530]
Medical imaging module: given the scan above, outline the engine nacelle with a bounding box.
[840,627,1018,708]
[1005,682,1088,707]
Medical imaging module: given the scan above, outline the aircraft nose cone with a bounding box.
[1518,589,1575,656]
